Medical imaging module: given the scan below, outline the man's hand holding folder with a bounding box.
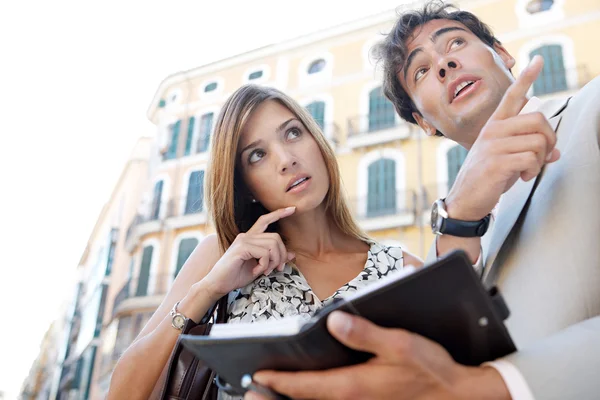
[248,311,511,400]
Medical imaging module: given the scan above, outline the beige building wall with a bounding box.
[86,0,600,396]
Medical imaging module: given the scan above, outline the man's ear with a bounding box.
[413,112,437,136]
[493,42,516,70]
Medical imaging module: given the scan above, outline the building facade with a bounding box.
[22,1,600,398]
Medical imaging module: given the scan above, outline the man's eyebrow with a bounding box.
[239,118,297,156]
[403,48,423,81]
[431,26,467,42]
[402,27,467,81]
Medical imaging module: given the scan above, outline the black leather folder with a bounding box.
[181,250,516,395]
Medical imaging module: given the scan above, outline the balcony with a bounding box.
[124,208,163,252]
[112,273,172,318]
[319,122,342,149]
[348,189,417,231]
[125,195,212,251]
[532,65,591,98]
[163,196,208,229]
[346,113,411,149]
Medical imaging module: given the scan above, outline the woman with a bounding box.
[108,85,422,399]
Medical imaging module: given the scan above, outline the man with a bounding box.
[246,2,600,399]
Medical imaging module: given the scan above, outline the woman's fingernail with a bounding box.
[287,252,295,260]
[285,206,296,212]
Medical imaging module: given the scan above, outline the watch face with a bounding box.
[173,314,186,329]
[431,202,439,232]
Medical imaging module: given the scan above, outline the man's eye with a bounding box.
[449,38,464,50]
[415,67,427,81]
[287,127,301,139]
[249,149,265,164]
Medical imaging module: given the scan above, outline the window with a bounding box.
[135,246,153,297]
[163,120,181,160]
[204,82,218,93]
[150,180,163,220]
[174,238,199,278]
[158,99,166,108]
[447,145,468,191]
[368,87,395,132]
[306,101,325,129]
[308,59,326,74]
[184,116,195,156]
[185,171,204,215]
[530,45,567,95]
[196,112,214,153]
[526,0,554,14]
[367,159,396,217]
[248,70,264,80]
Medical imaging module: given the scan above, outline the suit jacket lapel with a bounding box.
[481,97,570,285]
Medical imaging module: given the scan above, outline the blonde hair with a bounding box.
[205,84,369,252]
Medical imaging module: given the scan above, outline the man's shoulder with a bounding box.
[570,75,600,111]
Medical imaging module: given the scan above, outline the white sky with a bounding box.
[0,0,408,397]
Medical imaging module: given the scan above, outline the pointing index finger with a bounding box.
[247,206,296,234]
[491,55,544,121]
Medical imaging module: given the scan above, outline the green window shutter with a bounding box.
[197,113,214,153]
[367,159,397,217]
[530,45,567,96]
[447,145,468,191]
[368,87,395,132]
[204,82,217,92]
[382,159,396,213]
[136,246,154,297]
[184,116,195,156]
[185,171,204,214]
[164,120,181,160]
[308,59,326,74]
[248,70,263,80]
[151,180,163,220]
[175,238,199,278]
[306,101,325,129]
[158,99,166,108]
[367,162,379,217]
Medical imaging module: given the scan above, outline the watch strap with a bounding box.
[442,214,491,237]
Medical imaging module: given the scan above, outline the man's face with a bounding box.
[397,19,516,146]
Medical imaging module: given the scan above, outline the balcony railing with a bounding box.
[125,195,211,249]
[532,65,591,97]
[347,189,418,229]
[347,112,404,138]
[112,273,173,317]
[165,196,206,218]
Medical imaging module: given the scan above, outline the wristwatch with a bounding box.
[430,198,491,237]
[170,301,188,331]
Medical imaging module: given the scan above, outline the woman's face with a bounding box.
[237,100,330,213]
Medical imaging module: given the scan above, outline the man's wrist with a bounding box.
[444,194,489,222]
[453,366,511,400]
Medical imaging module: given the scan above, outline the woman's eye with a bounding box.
[286,127,301,139]
[248,149,265,164]
[415,67,427,81]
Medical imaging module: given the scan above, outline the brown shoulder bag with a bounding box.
[150,295,229,400]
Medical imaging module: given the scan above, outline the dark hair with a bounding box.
[373,0,501,136]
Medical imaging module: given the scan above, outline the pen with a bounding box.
[241,374,292,400]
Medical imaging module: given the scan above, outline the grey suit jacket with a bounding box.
[427,76,600,399]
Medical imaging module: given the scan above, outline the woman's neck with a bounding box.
[279,205,346,259]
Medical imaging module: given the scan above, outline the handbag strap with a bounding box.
[215,294,229,323]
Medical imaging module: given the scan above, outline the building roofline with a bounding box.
[77,136,152,266]
[146,7,400,121]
